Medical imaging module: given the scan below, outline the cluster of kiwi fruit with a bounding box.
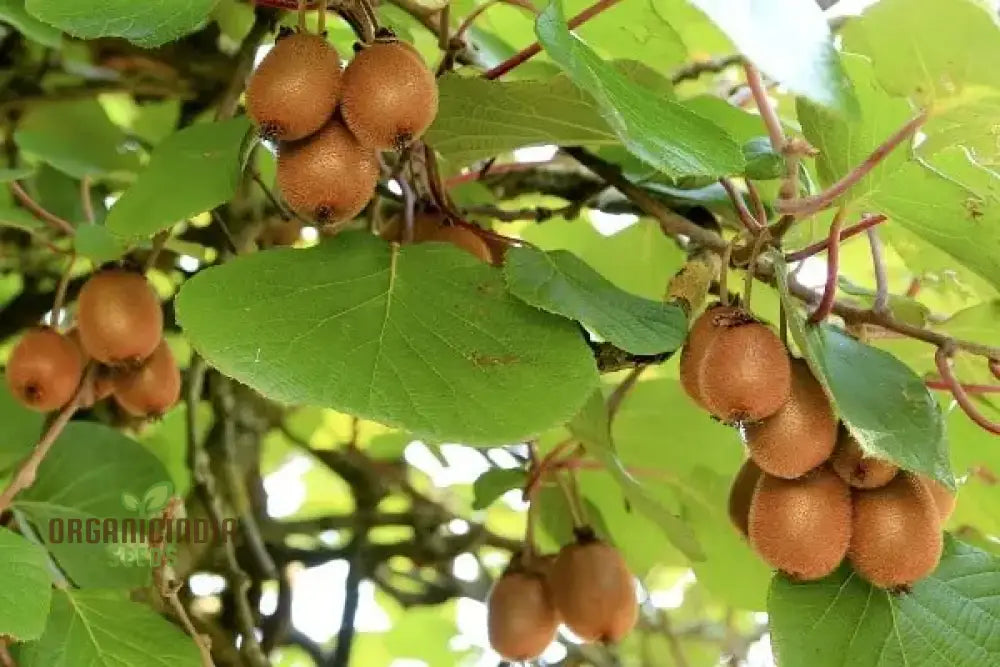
[247,26,438,223]
[681,302,954,589]
[5,268,180,418]
[487,529,637,661]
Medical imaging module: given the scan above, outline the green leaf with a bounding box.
[24,0,217,48]
[0,528,52,642]
[841,0,1000,103]
[471,468,525,510]
[568,390,703,561]
[504,246,686,354]
[141,481,173,515]
[863,148,1000,292]
[12,422,173,588]
[106,117,252,239]
[535,1,743,179]
[769,536,1000,667]
[425,74,614,168]
[120,493,140,513]
[20,589,201,666]
[0,376,45,473]
[772,252,951,486]
[742,137,785,180]
[685,0,857,115]
[797,54,912,205]
[0,0,60,46]
[177,232,598,446]
[920,92,1000,167]
[14,100,140,179]
[74,224,127,263]
[0,166,36,182]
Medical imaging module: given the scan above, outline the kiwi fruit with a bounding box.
[692,311,791,422]
[112,340,181,417]
[744,359,837,479]
[920,476,956,523]
[830,427,898,489]
[747,466,852,580]
[549,534,637,643]
[77,269,163,366]
[276,118,379,222]
[6,327,83,411]
[246,32,342,141]
[729,458,763,538]
[340,41,439,149]
[381,213,496,263]
[679,304,741,409]
[487,569,559,661]
[849,473,943,589]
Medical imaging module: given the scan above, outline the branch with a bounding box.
[807,207,846,324]
[483,0,621,79]
[743,61,784,155]
[866,227,889,314]
[778,110,928,217]
[9,182,75,236]
[925,380,1000,394]
[670,55,741,85]
[784,214,887,262]
[326,548,363,667]
[215,11,273,121]
[935,345,1000,435]
[719,177,762,231]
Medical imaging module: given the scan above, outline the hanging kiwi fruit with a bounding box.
[6,327,84,411]
[487,565,559,661]
[76,269,163,367]
[380,212,497,264]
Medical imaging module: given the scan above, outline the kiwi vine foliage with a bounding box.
[0,0,1000,666]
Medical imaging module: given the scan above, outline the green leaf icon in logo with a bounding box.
[120,492,141,513]
[140,482,174,516]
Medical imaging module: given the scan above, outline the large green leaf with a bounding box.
[842,0,1000,103]
[772,253,951,486]
[19,589,201,666]
[177,232,598,446]
[24,0,217,48]
[535,1,743,179]
[0,528,52,642]
[14,100,140,179]
[13,422,173,589]
[769,536,1000,667]
[504,246,687,355]
[0,0,60,46]
[568,390,703,561]
[425,74,614,167]
[797,54,912,204]
[0,376,45,473]
[920,91,1000,167]
[685,0,857,115]
[106,117,252,239]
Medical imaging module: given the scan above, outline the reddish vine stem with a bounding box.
[778,110,928,217]
[9,181,75,236]
[455,0,536,42]
[935,345,1000,435]
[719,178,762,232]
[784,214,888,262]
[745,180,768,226]
[523,439,575,501]
[806,207,846,324]
[925,380,1000,394]
[51,252,76,326]
[743,61,784,153]
[483,0,621,80]
[80,176,95,224]
[866,227,889,314]
[0,367,94,515]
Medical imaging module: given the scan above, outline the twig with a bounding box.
[935,345,1000,435]
[326,547,363,667]
[742,61,784,156]
[866,227,889,314]
[80,177,95,224]
[454,0,536,42]
[251,166,293,220]
[784,214,887,262]
[778,110,928,217]
[9,181,75,236]
[925,380,1000,393]
[745,180,768,226]
[483,0,622,80]
[719,178,762,231]
[670,55,741,85]
[0,639,15,667]
[51,252,76,327]
[607,365,646,421]
[167,595,215,666]
[144,231,169,272]
[806,207,846,324]
[216,16,272,121]
[0,366,93,515]
[718,238,736,306]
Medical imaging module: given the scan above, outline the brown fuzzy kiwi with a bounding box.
[729,458,763,538]
[77,269,163,366]
[549,533,637,643]
[848,473,943,589]
[5,327,83,411]
[340,41,438,149]
[919,476,956,523]
[247,32,342,141]
[748,466,852,580]
[380,213,496,264]
[679,304,742,409]
[487,569,559,661]
[830,427,898,489]
[112,340,180,417]
[744,359,837,479]
[276,118,379,222]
